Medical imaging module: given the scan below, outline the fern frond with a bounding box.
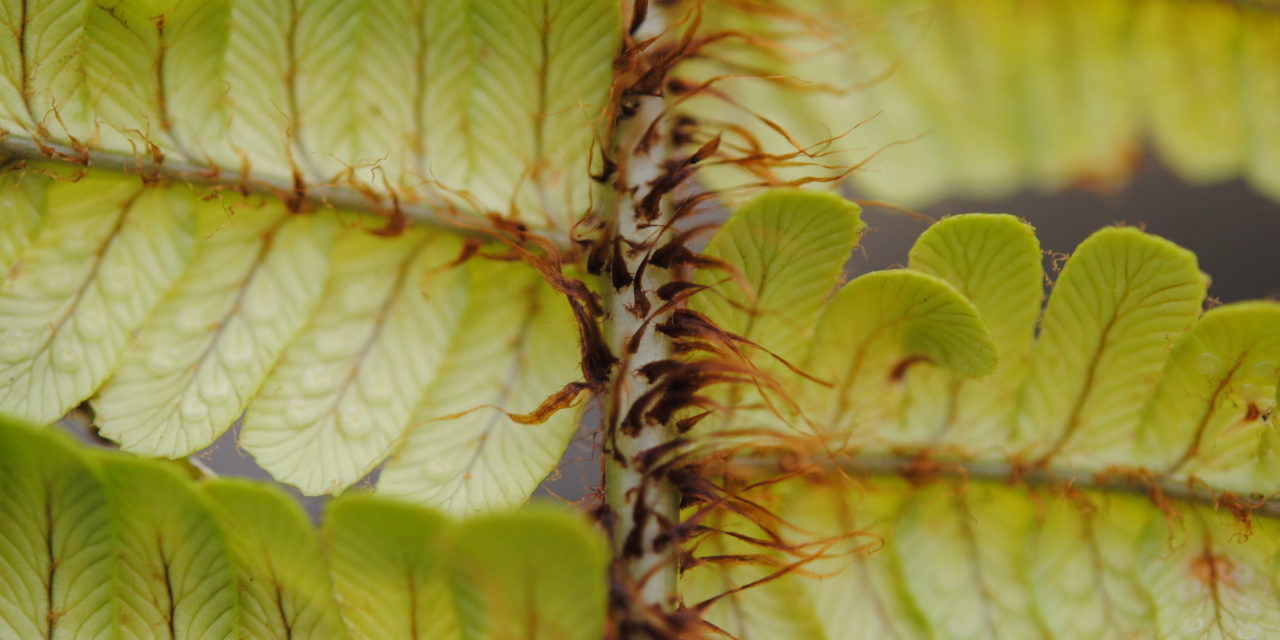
[682,192,1280,639]
[0,167,584,505]
[690,189,865,368]
[902,213,1043,448]
[693,197,1276,493]
[0,415,607,640]
[378,261,585,516]
[679,0,1280,205]
[0,0,622,229]
[0,169,195,424]
[93,200,336,458]
[693,475,1280,639]
[239,227,469,495]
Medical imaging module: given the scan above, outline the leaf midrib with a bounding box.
[736,453,1280,521]
[0,137,506,242]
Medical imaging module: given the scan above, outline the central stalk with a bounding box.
[601,3,682,637]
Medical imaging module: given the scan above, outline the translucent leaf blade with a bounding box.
[0,416,114,640]
[807,269,996,446]
[4,0,622,230]
[1018,226,1207,463]
[682,0,1280,207]
[1136,301,1280,492]
[710,476,1280,639]
[0,170,48,276]
[691,189,863,367]
[221,0,292,176]
[97,455,237,640]
[451,504,607,640]
[379,260,583,516]
[203,478,345,640]
[94,203,336,457]
[902,213,1043,450]
[323,495,462,640]
[0,176,195,424]
[0,418,608,640]
[21,0,93,140]
[241,228,468,495]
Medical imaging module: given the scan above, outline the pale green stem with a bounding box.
[602,3,681,636]
[0,134,511,241]
[729,454,1280,519]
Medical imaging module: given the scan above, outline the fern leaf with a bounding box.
[805,269,996,443]
[0,167,582,507]
[1241,11,1280,200]
[0,415,608,639]
[680,505,831,639]
[202,479,345,640]
[539,0,622,218]
[0,411,114,639]
[350,0,420,191]
[1136,0,1245,183]
[1137,302,1280,492]
[291,0,365,181]
[1018,226,1208,463]
[684,189,864,440]
[691,189,864,367]
[84,0,171,153]
[93,202,336,457]
[0,173,195,424]
[378,260,584,515]
[240,227,468,495]
[683,0,1280,206]
[326,497,609,640]
[155,0,230,164]
[689,205,1280,639]
[902,213,1043,449]
[97,454,238,639]
[766,478,1280,640]
[324,495,462,639]
[451,506,608,640]
[682,192,1002,449]
[0,0,621,228]
[222,0,291,176]
[0,170,48,277]
[2,0,93,139]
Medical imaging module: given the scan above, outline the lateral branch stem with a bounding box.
[0,134,550,243]
[731,454,1280,519]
